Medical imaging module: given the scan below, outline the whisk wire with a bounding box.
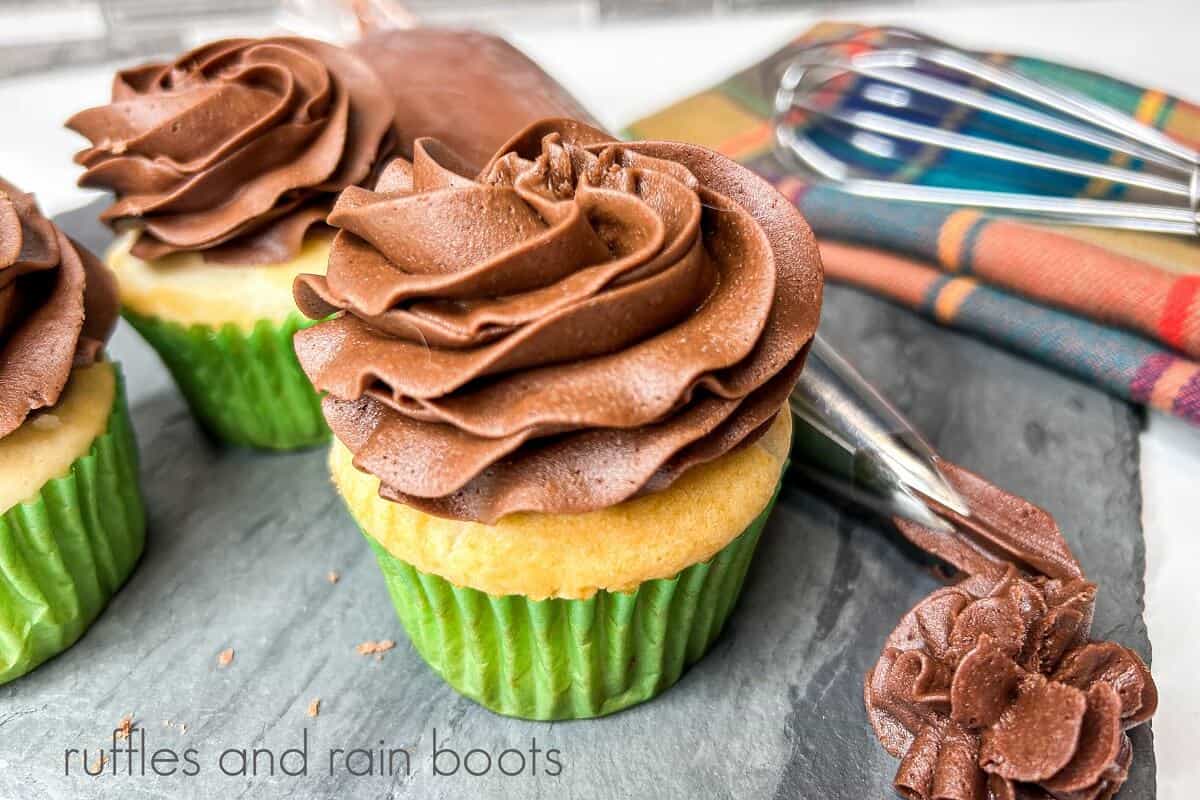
[773,26,1200,235]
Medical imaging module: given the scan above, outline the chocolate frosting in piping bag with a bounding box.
[293,118,823,522]
[0,178,117,438]
[67,30,597,265]
[350,29,601,173]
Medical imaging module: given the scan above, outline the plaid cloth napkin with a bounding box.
[624,22,1200,425]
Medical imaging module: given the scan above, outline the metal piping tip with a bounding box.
[788,335,970,530]
[902,453,971,518]
[794,463,958,535]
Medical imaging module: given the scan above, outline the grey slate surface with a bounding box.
[0,207,1154,799]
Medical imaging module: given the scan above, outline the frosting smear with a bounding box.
[0,178,117,437]
[294,118,823,522]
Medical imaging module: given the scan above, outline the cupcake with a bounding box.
[293,119,823,719]
[0,178,144,684]
[66,31,597,451]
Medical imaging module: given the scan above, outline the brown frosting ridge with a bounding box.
[67,37,395,264]
[0,178,117,438]
[867,462,1157,800]
[294,118,823,522]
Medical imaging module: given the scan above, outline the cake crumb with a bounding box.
[307,698,321,718]
[327,571,340,584]
[116,714,133,740]
[217,648,234,667]
[32,414,61,431]
[355,640,395,657]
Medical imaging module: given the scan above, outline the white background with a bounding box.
[0,1,1196,795]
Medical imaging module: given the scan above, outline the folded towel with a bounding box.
[625,21,1200,425]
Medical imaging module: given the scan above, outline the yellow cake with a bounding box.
[333,410,791,600]
[106,230,331,332]
[0,362,115,514]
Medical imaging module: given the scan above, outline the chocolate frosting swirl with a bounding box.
[867,462,1157,800]
[67,37,395,263]
[0,178,117,437]
[294,119,823,522]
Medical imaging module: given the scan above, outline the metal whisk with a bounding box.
[772,26,1200,236]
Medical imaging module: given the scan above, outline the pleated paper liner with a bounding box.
[123,309,328,450]
[0,365,146,684]
[363,484,781,720]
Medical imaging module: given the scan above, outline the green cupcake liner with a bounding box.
[0,366,146,684]
[363,483,781,720]
[123,309,327,450]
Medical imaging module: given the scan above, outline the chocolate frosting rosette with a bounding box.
[0,178,145,685]
[65,31,592,451]
[296,118,821,521]
[68,36,395,264]
[864,461,1157,800]
[300,118,822,719]
[868,568,1156,800]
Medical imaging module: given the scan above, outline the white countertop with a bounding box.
[2,1,1196,795]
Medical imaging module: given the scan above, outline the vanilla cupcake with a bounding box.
[66,37,395,449]
[0,179,144,684]
[293,120,823,718]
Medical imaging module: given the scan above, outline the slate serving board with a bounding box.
[0,206,1153,800]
